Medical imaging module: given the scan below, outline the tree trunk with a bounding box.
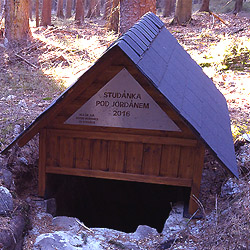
[103,0,111,20]
[119,0,156,34]
[57,0,64,18]
[29,0,33,20]
[65,0,73,18]
[4,0,31,45]
[174,0,192,25]
[106,0,119,32]
[75,0,84,24]
[199,0,210,12]
[139,0,156,16]
[86,0,100,18]
[41,0,52,26]
[163,0,174,17]
[36,0,39,26]
[233,0,243,14]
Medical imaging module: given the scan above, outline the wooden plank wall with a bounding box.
[45,129,198,183]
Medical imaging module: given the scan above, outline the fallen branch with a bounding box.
[75,218,94,233]
[210,12,228,26]
[15,54,38,69]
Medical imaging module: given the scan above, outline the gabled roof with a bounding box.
[1,12,238,177]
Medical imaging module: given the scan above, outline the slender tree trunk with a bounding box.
[57,0,64,18]
[36,0,39,26]
[174,0,192,25]
[103,0,111,20]
[119,0,156,34]
[5,0,31,45]
[199,0,210,12]
[139,0,156,16]
[86,0,100,18]
[41,0,52,26]
[29,0,33,20]
[75,0,84,24]
[106,0,119,32]
[164,0,174,17]
[65,0,73,18]
[233,0,243,14]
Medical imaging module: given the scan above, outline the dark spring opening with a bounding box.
[45,174,190,233]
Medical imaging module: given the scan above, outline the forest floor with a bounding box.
[0,12,250,249]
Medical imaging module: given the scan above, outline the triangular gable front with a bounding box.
[65,68,181,132]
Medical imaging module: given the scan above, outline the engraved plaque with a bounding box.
[65,68,181,131]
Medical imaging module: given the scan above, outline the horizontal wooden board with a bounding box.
[46,129,197,147]
[46,167,193,187]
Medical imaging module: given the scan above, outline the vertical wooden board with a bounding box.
[178,147,195,179]
[160,145,180,177]
[108,141,125,172]
[91,139,108,171]
[189,142,205,214]
[75,138,91,169]
[142,144,162,176]
[125,142,143,174]
[38,129,46,197]
[59,137,75,168]
[46,134,58,167]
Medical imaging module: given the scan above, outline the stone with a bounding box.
[6,95,15,101]
[18,99,28,109]
[18,157,28,165]
[1,169,13,189]
[14,124,22,136]
[162,202,186,237]
[52,216,81,232]
[0,186,13,215]
[33,231,104,250]
[0,214,28,250]
[221,178,240,197]
[242,133,250,142]
[45,198,56,216]
[131,225,159,240]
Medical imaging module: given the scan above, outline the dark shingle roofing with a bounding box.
[1,12,238,177]
[112,12,238,177]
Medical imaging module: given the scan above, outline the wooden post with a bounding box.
[38,129,46,197]
[188,142,205,215]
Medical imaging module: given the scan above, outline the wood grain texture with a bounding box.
[189,142,205,214]
[160,145,180,177]
[59,137,75,169]
[75,138,91,169]
[38,129,46,197]
[46,134,58,167]
[46,129,197,147]
[91,140,108,171]
[108,141,125,172]
[125,142,143,174]
[142,143,162,175]
[46,166,192,187]
[178,147,195,179]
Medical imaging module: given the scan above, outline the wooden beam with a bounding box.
[47,129,198,147]
[189,142,205,215]
[38,129,47,197]
[46,167,192,187]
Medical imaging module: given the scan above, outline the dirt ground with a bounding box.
[0,12,250,249]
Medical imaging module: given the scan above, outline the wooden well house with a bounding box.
[2,13,238,215]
